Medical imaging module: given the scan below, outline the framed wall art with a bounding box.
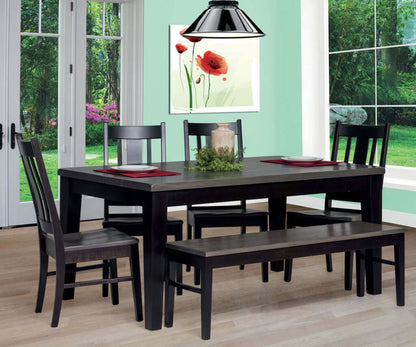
[170,25,260,114]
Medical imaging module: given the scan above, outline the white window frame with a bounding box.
[300,0,416,193]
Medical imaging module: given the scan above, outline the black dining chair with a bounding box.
[184,120,269,284]
[102,122,183,294]
[16,134,143,327]
[285,121,390,285]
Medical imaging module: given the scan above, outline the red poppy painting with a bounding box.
[196,51,228,76]
[170,25,260,114]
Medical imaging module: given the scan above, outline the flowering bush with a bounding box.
[86,102,120,125]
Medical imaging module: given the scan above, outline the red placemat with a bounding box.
[95,168,181,178]
[261,159,340,167]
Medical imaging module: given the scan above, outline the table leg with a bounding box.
[269,197,287,272]
[142,193,168,330]
[362,175,383,295]
[60,177,82,300]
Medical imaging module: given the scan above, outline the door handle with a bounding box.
[0,123,3,150]
[10,123,17,149]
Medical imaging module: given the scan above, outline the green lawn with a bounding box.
[20,125,415,201]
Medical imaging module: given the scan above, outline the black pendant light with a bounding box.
[182,0,265,39]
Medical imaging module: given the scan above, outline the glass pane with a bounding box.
[377,0,416,46]
[20,36,58,200]
[87,1,103,36]
[377,108,416,166]
[377,46,416,105]
[105,3,121,36]
[329,0,374,52]
[41,0,59,33]
[329,51,375,105]
[21,0,39,33]
[330,107,376,161]
[85,38,121,166]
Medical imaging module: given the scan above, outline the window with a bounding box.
[329,0,416,168]
[85,1,122,167]
[20,0,60,200]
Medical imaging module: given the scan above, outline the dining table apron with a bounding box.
[58,156,385,331]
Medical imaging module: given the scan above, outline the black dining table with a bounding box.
[58,156,385,331]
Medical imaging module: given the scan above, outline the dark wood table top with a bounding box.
[58,156,385,193]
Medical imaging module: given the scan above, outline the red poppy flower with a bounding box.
[180,28,202,43]
[175,43,188,54]
[196,51,228,76]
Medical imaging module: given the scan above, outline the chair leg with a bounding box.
[344,251,353,290]
[63,263,76,300]
[239,226,246,270]
[102,260,109,298]
[284,259,293,282]
[35,250,49,313]
[129,245,143,322]
[356,250,365,297]
[110,259,119,305]
[194,226,202,286]
[201,266,213,340]
[395,238,405,306]
[164,260,176,328]
[51,262,66,327]
[174,231,183,296]
[325,254,333,272]
[186,224,192,272]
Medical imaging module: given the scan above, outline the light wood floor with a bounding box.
[1,203,416,346]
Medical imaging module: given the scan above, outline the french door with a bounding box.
[1,0,142,227]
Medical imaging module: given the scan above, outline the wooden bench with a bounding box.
[164,221,405,340]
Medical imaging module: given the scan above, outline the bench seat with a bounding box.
[164,221,405,340]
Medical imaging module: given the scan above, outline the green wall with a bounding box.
[383,188,416,214]
[143,0,302,161]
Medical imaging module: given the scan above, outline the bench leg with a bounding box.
[164,260,176,328]
[201,267,213,340]
[395,237,405,306]
[262,262,269,283]
[325,254,333,272]
[356,250,365,297]
[284,259,293,282]
[344,251,353,290]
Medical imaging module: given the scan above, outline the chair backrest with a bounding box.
[331,121,390,166]
[326,121,390,210]
[183,119,243,162]
[16,134,64,256]
[104,122,166,166]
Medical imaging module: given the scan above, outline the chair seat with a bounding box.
[63,228,138,252]
[287,209,362,226]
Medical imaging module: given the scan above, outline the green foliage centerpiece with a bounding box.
[189,146,243,172]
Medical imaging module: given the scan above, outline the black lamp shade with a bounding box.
[182,0,265,39]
